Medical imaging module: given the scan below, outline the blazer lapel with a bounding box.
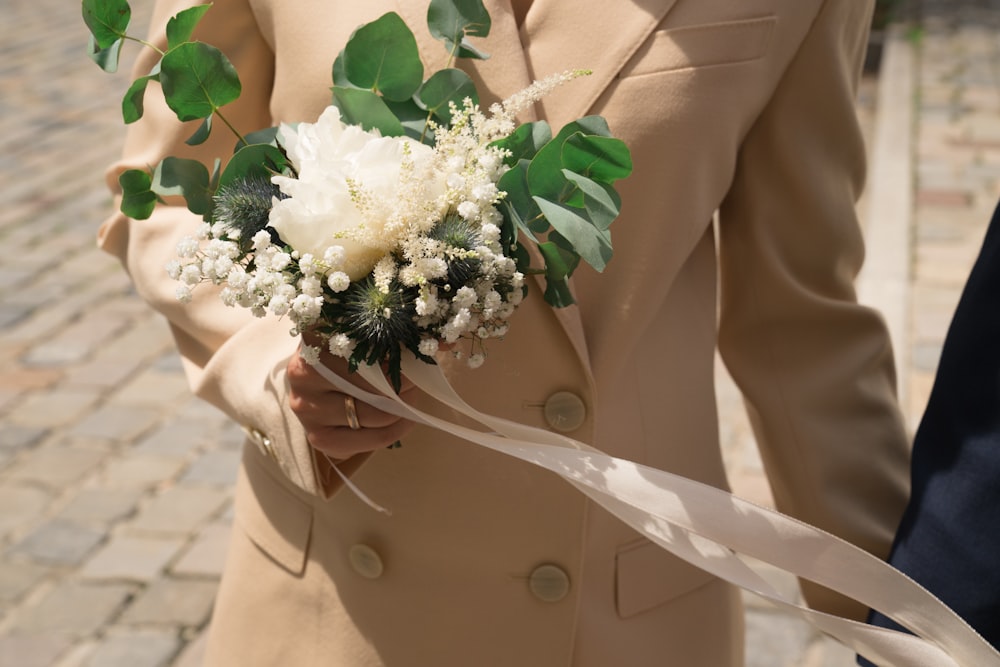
[523,0,680,128]
[394,0,681,383]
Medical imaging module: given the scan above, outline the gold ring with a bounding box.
[344,395,361,430]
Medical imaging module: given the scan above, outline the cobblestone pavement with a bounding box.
[1,1,998,666]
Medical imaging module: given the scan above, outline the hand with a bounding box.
[286,336,418,460]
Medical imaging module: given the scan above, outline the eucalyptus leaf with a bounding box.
[166,4,212,50]
[427,0,491,59]
[219,144,288,188]
[562,170,621,230]
[186,115,213,145]
[533,197,613,272]
[331,51,357,89]
[82,0,131,50]
[152,157,213,215]
[160,41,241,121]
[543,276,575,308]
[418,68,478,124]
[241,126,280,149]
[87,34,123,73]
[121,73,155,123]
[491,121,552,165]
[527,118,613,202]
[562,134,633,184]
[119,168,158,220]
[342,12,423,101]
[497,161,543,235]
[332,87,405,137]
[384,98,434,143]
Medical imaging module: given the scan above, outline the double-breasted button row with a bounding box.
[346,545,571,602]
[542,391,587,433]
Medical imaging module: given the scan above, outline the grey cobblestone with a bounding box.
[11,520,106,567]
[119,579,218,627]
[8,582,134,636]
[81,535,186,583]
[80,628,179,667]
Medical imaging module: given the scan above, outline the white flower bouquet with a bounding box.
[84,0,632,389]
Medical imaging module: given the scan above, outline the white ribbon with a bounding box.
[308,355,1000,667]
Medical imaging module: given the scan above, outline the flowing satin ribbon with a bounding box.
[308,355,1000,667]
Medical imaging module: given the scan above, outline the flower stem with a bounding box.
[124,35,165,57]
[215,109,248,147]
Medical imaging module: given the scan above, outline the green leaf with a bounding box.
[497,161,543,235]
[159,41,241,122]
[186,115,213,145]
[491,121,552,165]
[533,197,613,272]
[87,34,123,73]
[119,168,158,219]
[562,134,633,184]
[82,0,131,50]
[342,13,423,101]
[331,87,405,137]
[152,157,213,215]
[427,0,491,59]
[562,170,620,230]
[331,50,354,88]
[219,144,288,189]
[166,4,212,50]
[384,98,434,143]
[417,68,478,124]
[543,277,575,308]
[527,117,613,201]
[121,65,160,123]
[241,126,280,149]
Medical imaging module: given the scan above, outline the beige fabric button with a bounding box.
[528,564,571,602]
[543,391,587,433]
[348,544,384,580]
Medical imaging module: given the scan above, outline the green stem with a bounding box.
[418,43,462,144]
[123,34,165,57]
[215,108,248,147]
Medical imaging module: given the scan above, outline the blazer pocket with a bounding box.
[620,16,777,78]
[236,445,314,575]
[616,539,718,618]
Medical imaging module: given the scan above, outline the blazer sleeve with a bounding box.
[97,0,360,498]
[716,0,911,621]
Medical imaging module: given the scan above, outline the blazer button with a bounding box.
[528,564,571,602]
[543,392,587,433]
[348,544,384,580]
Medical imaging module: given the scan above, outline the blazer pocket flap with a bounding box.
[616,539,718,618]
[237,447,314,575]
[621,16,777,78]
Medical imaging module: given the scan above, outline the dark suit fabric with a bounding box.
[861,202,1000,664]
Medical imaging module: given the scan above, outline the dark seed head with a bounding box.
[213,174,286,251]
[428,213,483,287]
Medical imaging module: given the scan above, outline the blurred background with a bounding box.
[2,0,999,665]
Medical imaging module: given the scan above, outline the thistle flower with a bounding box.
[213,174,285,252]
[339,277,421,380]
[427,213,483,287]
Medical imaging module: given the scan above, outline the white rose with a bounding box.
[269,106,447,281]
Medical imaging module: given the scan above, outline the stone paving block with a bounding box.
[81,535,186,582]
[113,370,192,408]
[82,628,179,667]
[23,313,131,367]
[134,421,210,459]
[0,366,63,392]
[0,635,76,667]
[0,426,49,451]
[64,357,144,390]
[56,487,144,525]
[0,484,51,539]
[129,486,230,535]
[179,450,240,486]
[171,523,232,578]
[98,455,188,490]
[6,388,102,429]
[12,519,106,566]
[70,403,160,443]
[10,581,133,636]
[0,301,32,328]
[120,579,218,627]
[0,560,50,604]
[171,631,208,667]
[6,443,107,488]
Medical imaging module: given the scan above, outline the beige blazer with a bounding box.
[99,0,911,664]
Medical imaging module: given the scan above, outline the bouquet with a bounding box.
[83,0,632,390]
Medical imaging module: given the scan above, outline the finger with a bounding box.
[306,419,418,459]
